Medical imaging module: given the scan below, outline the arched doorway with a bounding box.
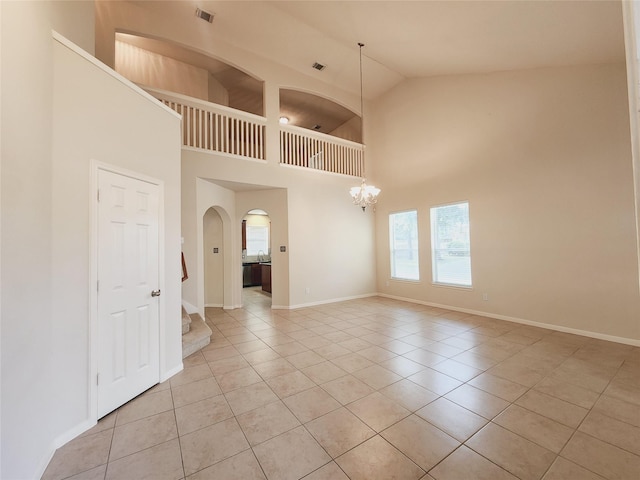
[241,209,272,307]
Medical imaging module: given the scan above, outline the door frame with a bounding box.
[89,160,166,421]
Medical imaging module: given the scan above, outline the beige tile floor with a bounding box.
[43,288,640,480]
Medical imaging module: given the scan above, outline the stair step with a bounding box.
[181,313,211,359]
[181,307,191,335]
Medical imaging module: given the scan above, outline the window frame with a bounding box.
[430,200,472,288]
[389,209,420,282]
[245,224,269,256]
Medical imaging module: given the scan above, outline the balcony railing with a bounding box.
[145,86,363,177]
[280,125,363,177]
[146,87,267,161]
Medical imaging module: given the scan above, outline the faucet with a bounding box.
[257,250,264,262]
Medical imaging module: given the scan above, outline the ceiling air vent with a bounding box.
[195,8,214,23]
[312,62,326,71]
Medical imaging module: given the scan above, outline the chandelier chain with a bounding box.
[349,42,380,212]
[359,42,365,177]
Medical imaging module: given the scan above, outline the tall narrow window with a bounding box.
[430,202,472,286]
[389,210,420,281]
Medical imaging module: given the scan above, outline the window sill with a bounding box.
[389,277,421,284]
[431,282,473,291]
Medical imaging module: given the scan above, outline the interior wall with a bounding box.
[51,30,183,443]
[191,179,239,312]
[115,40,209,100]
[0,1,95,478]
[94,0,363,126]
[208,73,229,106]
[204,207,224,307]
[372,63,640,342]
[99,0,379,312]
[237,189,290,307]
[329,115,361,143]
[622,0,640,293]
[187,178,295,313]
[285,178,375,307]
[182,148,376,312]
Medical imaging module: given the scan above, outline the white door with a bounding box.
[97,169,161,418]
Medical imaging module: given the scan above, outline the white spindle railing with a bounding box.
[144,87,267,161]
[280,125,363,177]
[144,86,364,176]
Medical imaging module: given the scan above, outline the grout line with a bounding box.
[56,295,637,480]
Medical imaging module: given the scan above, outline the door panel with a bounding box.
[97,169,160,418]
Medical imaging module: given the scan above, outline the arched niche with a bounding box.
[199,202,235,311]
[279,88,361,142]
[203,207,224,307]
[114,32,264,116]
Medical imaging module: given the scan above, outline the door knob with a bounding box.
[151,289,161,297]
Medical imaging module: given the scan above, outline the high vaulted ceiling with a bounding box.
[132,0,626,100]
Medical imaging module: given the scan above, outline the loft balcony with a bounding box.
[145,87,364,178]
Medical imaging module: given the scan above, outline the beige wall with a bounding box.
[97,1,378,313]
[93,3,640,345]
[1,2,183,477]
[52,34,183,431]
[191,179,239,311]
[204,207,224,306]
[182,149,376,313]
[237,189,290,308]
[329,115,361,143]
[622,1,640,292]
[1,1,95,478]
[208,73,230,106]
[115,41,210,100]
[372,64,640,342]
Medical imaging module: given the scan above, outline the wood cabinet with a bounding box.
[251,263,261,286]
[261,264,272,293]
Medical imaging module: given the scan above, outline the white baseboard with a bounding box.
[181,300,198,314]
[161,363,184,382]
[54,418,96,449]
[36,361,184,479]
[378,293,640,347]
[35,445,57,480]
[225,304,243,310]
[35,416,98,480]
[282,292,376,310]
[204,303,223,308]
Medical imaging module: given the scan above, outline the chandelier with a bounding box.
[349,43,380,212]
[350,179,381,212]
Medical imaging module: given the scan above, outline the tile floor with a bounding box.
[43,288,640,480]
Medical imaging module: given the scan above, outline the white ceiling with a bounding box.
[146,0,627,100]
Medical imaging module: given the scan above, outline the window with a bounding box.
[246,225,269,256]
[389,210,420,281]
[430,202,472,287]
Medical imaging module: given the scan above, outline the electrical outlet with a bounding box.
[305,287,310,294]
[482,293,489,301]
